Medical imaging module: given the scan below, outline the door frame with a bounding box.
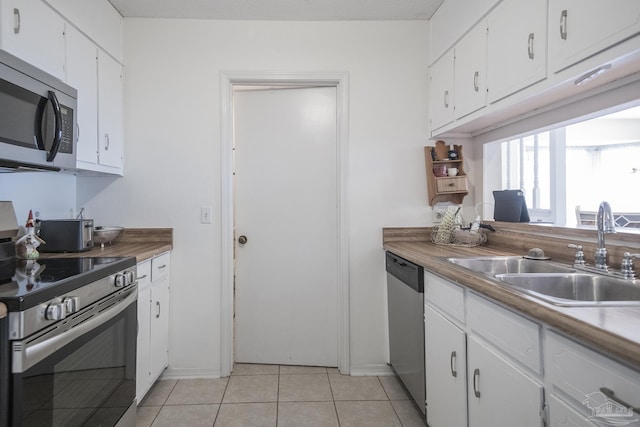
[219,71,350,377]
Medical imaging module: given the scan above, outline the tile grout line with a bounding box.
[212,375,232,426]
[327,369,341,427]
[378,376,405,426]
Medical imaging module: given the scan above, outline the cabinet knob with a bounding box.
[238,235,248,245]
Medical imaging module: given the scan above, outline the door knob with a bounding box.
[238,235,248,244]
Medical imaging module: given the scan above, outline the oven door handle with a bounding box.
[12,286,137,373]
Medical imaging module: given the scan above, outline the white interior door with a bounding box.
[233,86,338,367]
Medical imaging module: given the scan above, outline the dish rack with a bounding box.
[431,208,487,247]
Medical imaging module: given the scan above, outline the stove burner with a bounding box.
[0,256,136,311]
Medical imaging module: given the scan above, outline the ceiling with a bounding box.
[107,0,445,20]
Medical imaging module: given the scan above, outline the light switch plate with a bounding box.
[200,206,212,224]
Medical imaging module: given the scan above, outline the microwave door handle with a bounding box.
[46,91,62,162]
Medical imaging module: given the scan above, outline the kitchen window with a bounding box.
[484,105,640,227]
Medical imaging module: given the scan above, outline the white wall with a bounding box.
[76,19,434,377]
[0,173,77,224]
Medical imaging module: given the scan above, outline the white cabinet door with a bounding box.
[487,0,547,103]
[97,50,123,172]
[44,0,123,60]
[136,282,151,402]
[136,260,152,403]
[548,0,640,73]
[429,49,455,132]
[150,278,170,381]
[425,306,467,427]
[65,25,98,164]
[0,0,64,78]
[467,335,544,427]
[455,21,487,119]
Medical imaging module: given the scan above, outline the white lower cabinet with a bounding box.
[424,268,640,427]
[545,331,640,426]
[425,271,544,427]
[467,335,544,427]
[425,305,467,427]
[136,252,171,403]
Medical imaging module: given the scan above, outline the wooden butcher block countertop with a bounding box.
[41,228,173,263]
[383,224,640,370]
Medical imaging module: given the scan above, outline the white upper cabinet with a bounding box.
[548,0,640,73]
[429,49,455,131]
[454,21,488,119]
[487,0,547,103]
[97,50,123,172]
[65,25,98,165]
[429,0,500,64]
[44,0,122,60]
[0,0,64,79]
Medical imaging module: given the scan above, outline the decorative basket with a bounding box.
[431,227,487,247]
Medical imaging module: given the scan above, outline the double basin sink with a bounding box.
[447,256,640,306]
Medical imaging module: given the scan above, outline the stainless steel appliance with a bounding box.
[37,219,94,252]
[386,251,425,415]
[0,50,77,172]
[0,212,137,426]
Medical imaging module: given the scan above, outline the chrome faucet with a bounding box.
[595,201,616,271]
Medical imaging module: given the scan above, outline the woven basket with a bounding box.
[431,227,487,247]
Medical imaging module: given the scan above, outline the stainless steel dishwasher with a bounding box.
[386,251,425,415]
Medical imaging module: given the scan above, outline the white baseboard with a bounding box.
[348,363,395,376]
[160,367,222,380]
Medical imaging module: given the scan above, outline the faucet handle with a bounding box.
[621,252,640,280]
[568,244,586,266]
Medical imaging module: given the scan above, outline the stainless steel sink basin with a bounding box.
[447,256,575,275]
[495,273,640,306]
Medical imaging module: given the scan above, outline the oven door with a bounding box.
[10,286,137,427]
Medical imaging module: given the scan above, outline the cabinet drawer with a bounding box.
[436,176,468,193]
[425,272,465,323]
[137,260,152,290]
[548,394,598,427]
[467,293,541,374]
[151,252,171,282]
[546,331,640,414]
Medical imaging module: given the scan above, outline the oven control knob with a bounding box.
[112,273,133,287]
[62,296,80,314]
[46,302,66,321]
[127,270,135,283]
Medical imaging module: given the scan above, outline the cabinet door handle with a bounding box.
[450,351,457,377]
[158,264,167,269]
[527,33,535,60]
[156,301,161,318]
[137,274,148,280]
[560,10,568,40]
[600,387,640,414]
[473,71,479,92]
[104,133,110,150]
[443,90,449,108]
[13,8,20,34]
[473,368,481,398]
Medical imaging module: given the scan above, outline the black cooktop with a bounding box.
[0,256,136,311]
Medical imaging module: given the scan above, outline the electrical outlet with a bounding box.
[200,206,212,224]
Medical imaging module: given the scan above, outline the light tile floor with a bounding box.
[136,364,427,427]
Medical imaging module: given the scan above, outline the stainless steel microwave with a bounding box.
[0,50,77,171]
